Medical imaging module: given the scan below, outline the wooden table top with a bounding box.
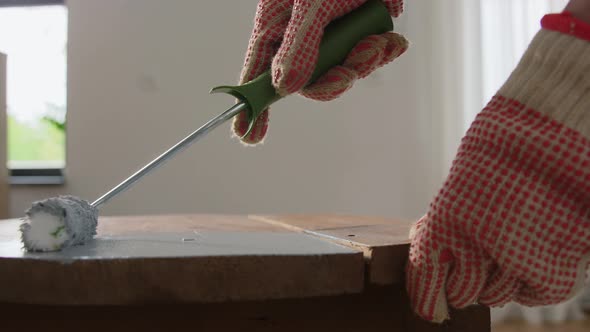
[0,214,412,305]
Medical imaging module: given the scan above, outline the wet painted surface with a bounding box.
[1,225,356,261]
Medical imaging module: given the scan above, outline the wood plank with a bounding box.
[0,215,490,331]
[0,215,364,305]
[252,215,413,284]
[252,214,397,231]
[1,285,490,332]
[97,214,285,235]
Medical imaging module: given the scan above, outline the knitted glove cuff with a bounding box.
[498,28,590,138]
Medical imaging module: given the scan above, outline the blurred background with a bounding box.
[0,0,588,330]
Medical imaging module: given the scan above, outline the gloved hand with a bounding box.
[406,11,590,323]
[234,0,408,144]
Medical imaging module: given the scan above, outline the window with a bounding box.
[0,1,67,175]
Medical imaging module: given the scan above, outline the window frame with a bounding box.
[0,1,63,7]
[1,0,66,185]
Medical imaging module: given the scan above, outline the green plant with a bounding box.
[7,115,65,162]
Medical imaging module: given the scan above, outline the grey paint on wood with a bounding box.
[1,219,356,261]
[0,217,366,305]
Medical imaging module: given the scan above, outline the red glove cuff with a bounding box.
[541,11,590,42]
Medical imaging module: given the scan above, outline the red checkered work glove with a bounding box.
[406,12,590,323]
[234,0,408,144]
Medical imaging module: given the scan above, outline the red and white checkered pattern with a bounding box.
[233,0,407,144]
[406,19,590,323]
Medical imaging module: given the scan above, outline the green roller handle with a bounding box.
[210,0,394,137]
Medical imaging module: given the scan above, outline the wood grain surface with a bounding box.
[253,214,414,284]
[2,284,490,332]
[0,214,490,331]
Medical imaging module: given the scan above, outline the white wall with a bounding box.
[10,0,452,219]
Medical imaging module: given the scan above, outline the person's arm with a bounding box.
[406,1,590,323]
